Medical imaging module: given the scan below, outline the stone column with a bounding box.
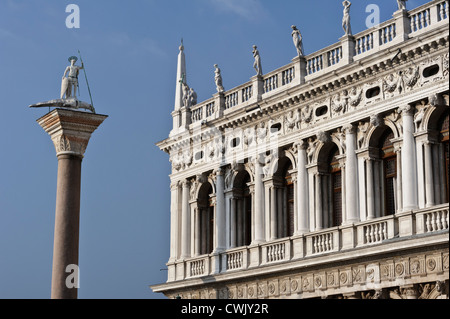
[230,196,237,249]
[424,141,435,207]
[394,145,403,213]
[366,158,375,220]
[214,168,226,253]
[277,187,284,237]
[253,158,265,244]
[315,173,323,231]
[169,181,180,262]
[297,141,309,234]
[37,109,107,299]
[344,124,359,223]
[270,186,277,240]
[194,206,201,256]
[180,180,191,258]
[400,105,418,211]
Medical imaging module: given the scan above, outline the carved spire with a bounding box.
[174,39,187,111]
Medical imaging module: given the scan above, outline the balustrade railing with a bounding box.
[410,7,432,32]
[242,85,253,102]
[189,258,206,277]
[281,66,295,85]
[226,250,244,270]
[266,242,286,262]
[225,91,239,110]
[437,0,449,20]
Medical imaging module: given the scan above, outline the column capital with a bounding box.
[399,104,415,116]
[343,123,356,134]
[37,109,107,158]
[182,179,191,188]
[295,139,308,150]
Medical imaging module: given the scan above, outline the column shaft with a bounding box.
[345,126,359,223]
[180,181,191,258]
[424,142,435,207]
[297,146,309,234]
[401,107,418,211]
[51,154,82,299]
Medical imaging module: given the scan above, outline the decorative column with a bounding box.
[315,173,323,231]
[194,205,201,256]
[253,157,265,244]
[297,141,309,234]
[37,108,107,299]
[400,105,418,211]
[180,180,191,258]
[169,181,180,262]
[424,141,435,207]
[394,145,403,213]
[366,157,376,220]
[230,196,237,249]
[214,168,226,253]
[344,124,359,223]
[270,185,277,240]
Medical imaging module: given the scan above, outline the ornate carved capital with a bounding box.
[399,104,415,116]
[182,179,191,188]
[37,108,107,158]
[343,123,356,134]
[295,139,308,150]
[51,134,89,157]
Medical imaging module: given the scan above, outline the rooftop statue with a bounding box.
[397,0,407,11]
[342,0,352,36]
[291,25,304,57]
[214,64,225,93]
[252,45,263,76]
[29,53,95,113]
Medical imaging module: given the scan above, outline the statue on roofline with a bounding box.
[291,25,304,57]
[397,0,407,11]
[342,1,352,36]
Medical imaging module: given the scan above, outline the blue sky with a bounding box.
[0,0,430,299]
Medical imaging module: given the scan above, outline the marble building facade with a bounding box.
[152,0,449,299]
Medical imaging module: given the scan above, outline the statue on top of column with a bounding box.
[29,54,95,113]
[342,1,352,36]
[61,56,83,100]
[291,25,304,57]
[397,0,407,11]
[252,45,263,77]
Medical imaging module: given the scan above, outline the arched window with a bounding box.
[380,129,396,216]
[440,113,449,203]
[197,183,214,255]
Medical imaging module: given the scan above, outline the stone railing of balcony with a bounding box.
[184,0,448,131]
[179,204,448,280]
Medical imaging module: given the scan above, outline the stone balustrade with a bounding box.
[181,0,449,130]
[178,204,448,280]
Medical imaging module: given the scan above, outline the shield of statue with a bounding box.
[60,77,69,99]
